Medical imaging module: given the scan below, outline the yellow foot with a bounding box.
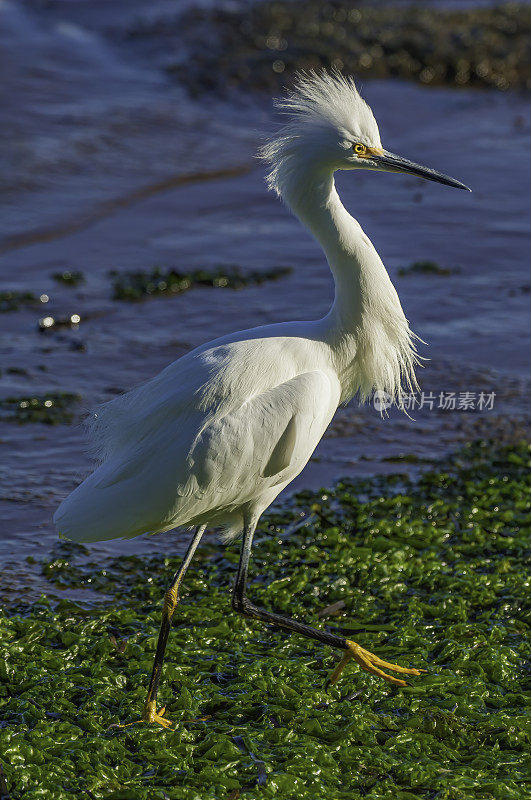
[143,701,173,729]
[109,701,174,730]
[327,639,426,688]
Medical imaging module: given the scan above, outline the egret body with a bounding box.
[54,72,470,728]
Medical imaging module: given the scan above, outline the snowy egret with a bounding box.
[54,71,470,728]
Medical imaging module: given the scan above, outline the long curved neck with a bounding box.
[283,167,397,333]
[280,165,419,404]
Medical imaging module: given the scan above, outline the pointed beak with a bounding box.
[372,150,471,191]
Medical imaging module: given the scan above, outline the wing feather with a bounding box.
[55,343,339,543]
[263,414,298,478]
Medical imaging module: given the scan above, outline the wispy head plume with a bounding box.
[259,70,381,198]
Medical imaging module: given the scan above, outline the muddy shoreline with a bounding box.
[132,2,531,94]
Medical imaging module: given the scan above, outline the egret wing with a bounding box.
[55,368,339,543]
[180,369,339,505]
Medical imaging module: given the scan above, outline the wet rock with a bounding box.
[38,313,82,332]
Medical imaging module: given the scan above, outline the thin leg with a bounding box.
[232,516,424,688]
[143,524,206,728]
[232,516,348,650]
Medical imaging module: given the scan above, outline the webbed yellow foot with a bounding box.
[327,639,426,688]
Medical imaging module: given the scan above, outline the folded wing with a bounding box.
[54,369,339,543]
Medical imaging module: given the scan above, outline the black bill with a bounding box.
[373,151,471,191]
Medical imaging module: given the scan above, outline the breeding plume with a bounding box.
[55,71,470,728]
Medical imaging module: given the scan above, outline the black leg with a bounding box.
[232,516,348,651]
[231,516,424,688]
[143,524,206,726]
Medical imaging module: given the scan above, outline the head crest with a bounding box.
[260,70,381,198]
[277,71,377,137]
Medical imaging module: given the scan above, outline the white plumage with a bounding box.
[55,71,469,547]
[56,332,339,543]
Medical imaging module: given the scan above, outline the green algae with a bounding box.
[0,291,38,313]
[110,265,292,301]
[52,270,85,287]
[0,392,81,425]
[0,441,529,799]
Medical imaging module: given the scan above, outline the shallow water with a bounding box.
[0,0,529,597]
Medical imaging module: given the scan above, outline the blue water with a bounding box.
[0,0,529,598]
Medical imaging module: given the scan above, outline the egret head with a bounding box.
[262,71,470,199]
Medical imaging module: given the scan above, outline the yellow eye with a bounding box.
[353,143,367,155]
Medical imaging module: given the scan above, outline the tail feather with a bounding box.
[54,455,169,543]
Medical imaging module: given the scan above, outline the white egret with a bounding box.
[54,71,470,729]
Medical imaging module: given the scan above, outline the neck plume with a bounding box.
[264,150,421,408]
